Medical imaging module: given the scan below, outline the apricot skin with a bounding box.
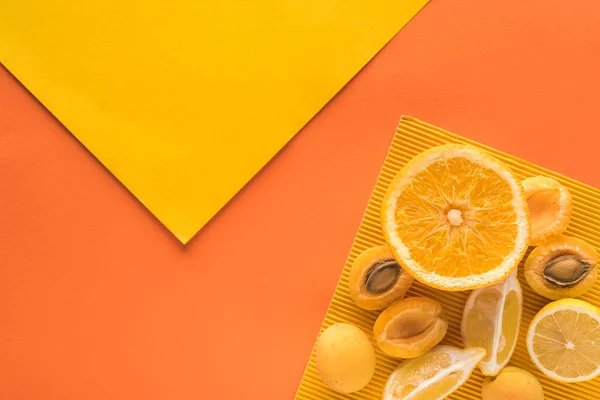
[315,323,375,394]
[522,176,572,246]
[482,367,544,400]
[525,234,599,300]
[348,245,413,310]
[373,297,447,358]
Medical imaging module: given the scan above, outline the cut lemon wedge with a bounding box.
[383,345,485,400]
[381,145,530,291]
[527,298,600,382]
[461,270,522,375]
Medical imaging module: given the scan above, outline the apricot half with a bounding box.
[348,245,414,310]
[522,176,572,245]
[525,234,599,300]
[373,297,448,359]
[316,323,376,394]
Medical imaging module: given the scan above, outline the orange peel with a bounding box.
[381,144,530,291]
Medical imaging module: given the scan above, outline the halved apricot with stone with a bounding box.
[525,234,599,300]
[522,176,572,245]
[374,297,448,358]
[348,245,414,310]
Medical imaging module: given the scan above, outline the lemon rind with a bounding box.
[461,270,522,376]
[526,299,600,383]
[383,345,486,400]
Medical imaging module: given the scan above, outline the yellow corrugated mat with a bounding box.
[295,116,600,400]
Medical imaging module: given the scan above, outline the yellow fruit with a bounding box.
[522,176,572,245]
[383,345,486,400]
[461,270,522,376]
[525,234,599,300]
[315,323,375,393]
[381,144,530,291]
[527,298,600,382]
[348,245,414,310]
[373,297,448,358]
[481,366,544,400]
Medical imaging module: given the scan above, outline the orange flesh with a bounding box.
[394,157,518,277]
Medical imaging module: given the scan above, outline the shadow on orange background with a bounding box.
[2,0,600,398]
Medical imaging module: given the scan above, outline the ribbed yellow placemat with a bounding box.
[295,116,600,400]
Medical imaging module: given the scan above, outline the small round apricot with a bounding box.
[373,297,448,358]
[348,245,413,310]
[315,323,375,394]
[482,366,544,400]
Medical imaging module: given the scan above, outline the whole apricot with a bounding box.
[482,366,544,400]
[315,323,375,394]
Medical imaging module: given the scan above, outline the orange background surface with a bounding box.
[1,0,600,399]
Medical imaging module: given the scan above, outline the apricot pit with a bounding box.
[348,245,413,310]
[525,234,599,300]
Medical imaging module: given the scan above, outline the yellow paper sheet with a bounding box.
[295,117,600,400]
[0,0,429,243]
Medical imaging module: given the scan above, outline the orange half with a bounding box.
[381,145,530,291]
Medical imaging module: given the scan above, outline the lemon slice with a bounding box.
[383,345,486,400]
[461,270,522,376]
[381,145,530,291]
[527,298,600,382]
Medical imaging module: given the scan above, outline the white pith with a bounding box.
[383,346,485,400]
[461,270,522,375]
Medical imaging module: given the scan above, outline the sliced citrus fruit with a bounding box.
[527,298,600,382]
[374,297,447,358]
[461,270,522,375]
[522,176,572,245]
[381,144,530,291]
[383,345,486,400]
